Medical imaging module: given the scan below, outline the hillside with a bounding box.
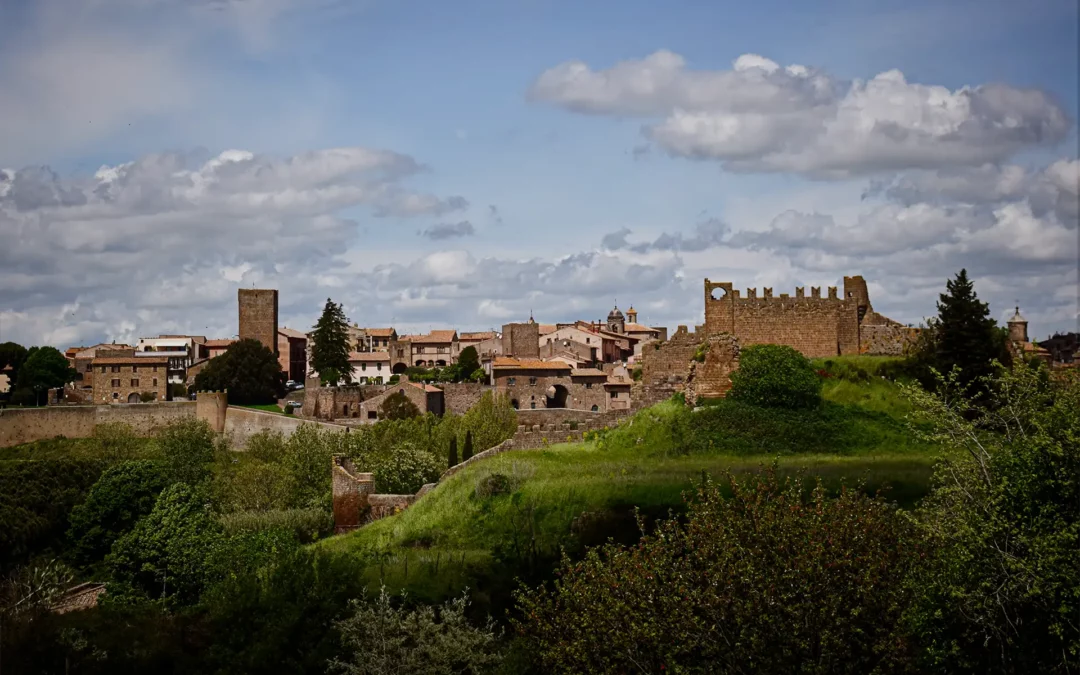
[317,357,937,609]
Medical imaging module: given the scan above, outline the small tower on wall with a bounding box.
[1008,307,1028,343]
[626,306,638,324]
[607,304,625,334]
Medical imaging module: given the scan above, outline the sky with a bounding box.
[1,0,1077,348]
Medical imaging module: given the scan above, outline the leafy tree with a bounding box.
[215,460,295,513]
[462,430,473,462]
[0,558,75,620]
[368,444,441,494]
[194,338,284,405]
[91,422,143,461]
[106,482,224,608]
[0,341,28,382]
[460,391,517,452]
[158,418,219,485]
[66,460,168,566]
[379,391,420,421]
[729,344,821,410]
[310,298,352,386]
[922,269,1009,394]
[902,366,1079,673]
[456,346,480,381]
[15,346,76,406]
[448,436,458,468]
[330,586,503,675]
[515,469,920,674]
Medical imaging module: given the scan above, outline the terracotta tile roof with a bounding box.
[204,339,236,348]
[460,331,496,341]
[492,357,572,371]
[624,323,659,333]
[537,324,558,335]
[605,376,633,387]
[349,351,391,362]
[92,355,170,365]
[571,368,607,377]
[366,327,396,337]
[278,327,307,340]
[412,330,458,344]
[408,381,443,393]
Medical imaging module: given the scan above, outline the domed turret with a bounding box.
[1008,306,1028,343]
[606,304,625,334]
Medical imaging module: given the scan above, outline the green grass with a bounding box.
[236,403,285,414]
[812,355,917,418]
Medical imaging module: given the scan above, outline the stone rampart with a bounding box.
[223,406,349,449]
[0,402,196,448]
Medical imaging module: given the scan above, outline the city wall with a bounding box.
[0,402,196,448]
[222,406,350,449]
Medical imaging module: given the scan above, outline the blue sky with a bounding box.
[0,0,1077,346]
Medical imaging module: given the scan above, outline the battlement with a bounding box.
[710,280,843,305]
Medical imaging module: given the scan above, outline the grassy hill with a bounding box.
[317,356,938,611]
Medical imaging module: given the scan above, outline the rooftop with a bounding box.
[571,368,607,377]
[492,357,572,371]
[411,330,458,344]
[624,322,660,333]
[204,339,236,348]
[92,355,170,365]
[460,331,497,341]
[348,351,391,362]
[278,326,307,340]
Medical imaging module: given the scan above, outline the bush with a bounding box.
[66,460,168,567]
[215,460,295,513]
[515,468,919,673]
[460,391,517,452]
[219,508,333,543]
[91,422,143,461]
[139,391,156,403]
[379,391,421,421]
[158,418,219,485]
[368,444,442,495]
[729,344,822,409]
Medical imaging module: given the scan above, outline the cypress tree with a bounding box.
[462,430,474,462]
[448,436,459,468]
[934,269,1008,393]
[310,298,352,386]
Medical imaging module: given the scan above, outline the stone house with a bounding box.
[349,326,398,352]
[277,327,308,381]
[409,330,459,367]
[623,306,665,355]
[349,351,392,384]
[204,339,235,359]
[604,374,633,411]
[135,335,203,385]
[91,353,169,404]
[70,343,135,395]
[1007,307,1052,365]
[358,381,444,421]
[492,357,573,410]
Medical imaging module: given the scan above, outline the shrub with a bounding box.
[462,430,474,461]
[219,508,333,543]
[474,473,513,499]
[66,460,168,566]
[330,586,503,675]
[448,436,458,468]
[515,468,919,673]
[91,422,143,461]
[158,417,220,485]
[460,391,517,452]
[379,391,421,421]
[368,444,442,495]
[215,460,296,513]
[729,344,822,409]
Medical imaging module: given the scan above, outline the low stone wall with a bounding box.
[860,324,920,356]
[0,402,196,448]
[514,407,627,427]
[368,494,417,520]
[224,406,349,449]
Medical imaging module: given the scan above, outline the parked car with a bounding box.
[286,380,303,391]
[285,400,303,410]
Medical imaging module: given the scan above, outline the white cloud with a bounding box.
[530,51,1071,177]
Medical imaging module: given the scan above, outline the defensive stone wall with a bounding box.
[0,402,196,448]
[223,406,348,449]
[332,456,374,533]
[439,382,490,414]
[686,333,740,402]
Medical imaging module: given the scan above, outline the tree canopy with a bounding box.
[67,460,168,566]
[729,344,822,409]
[14,346,76,405]
[378,391,420,421]
[193,338,284,405]
[310,298,352,386]
[927,269,1009,393]
[0,341,28,381]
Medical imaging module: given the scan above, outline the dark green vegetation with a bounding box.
[730,343,822,409]
[378,390,421,420]
[14,346,77,406]
[310,297,352,386]
[193,337,285,405]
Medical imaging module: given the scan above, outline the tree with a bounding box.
[0,341,28,382]
[728,344,821,409]
[379,391,420,421]
[901,366,1079,673]
[15,346,76,405]
[368,443,442,494]
[448,436,458,468]
[456,346,480,382]
[462,430,473,462]
[330,586,503,675]
[310,298,352,386]
[460,392,517,452]
[194,338,284,405]
[515,469,920,674]
[930,269,1008,394]
[67,460,168,567]
[106,482,224,608]
[158,418,219,485]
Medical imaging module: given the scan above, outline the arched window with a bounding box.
[591,405,598,412]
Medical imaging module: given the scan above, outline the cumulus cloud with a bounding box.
[602,218,729,253]
[419,221,475,240]
[529,51,1071,177]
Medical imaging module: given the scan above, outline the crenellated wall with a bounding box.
[0,402,196,448]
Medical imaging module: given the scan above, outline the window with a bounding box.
[101,366,107,374]
[507,377,516,386]
[153,378,158,386]
[111,365,120,373]
[376,363,382,370]
[368,411,377,419]
[585,382,593,389]
[132,365,138,373]
[586,338,591,344]
[152,366,158,372]
[361,363,367,371]
[111,378,120,387]
[591,405,599,412]
[529,376,537,386]
[131,379,139,387]
[610,391,617,399]
[85,364,92,372]
[530,401,536,409]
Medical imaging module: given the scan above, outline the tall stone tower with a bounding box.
[238,289,279,356]
[502,322,540,359]
[1007,307,1028,343]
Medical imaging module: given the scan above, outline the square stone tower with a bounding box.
[238,289,279,356]
[501,322,540,359]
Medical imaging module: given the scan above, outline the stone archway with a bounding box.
[127,392,140,404]
[545,384,569,409]
[392,362,408,375]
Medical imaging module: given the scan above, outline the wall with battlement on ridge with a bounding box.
[0,402,196,448]
[223,406,349,449]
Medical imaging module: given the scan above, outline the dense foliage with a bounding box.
[66,459,168,567]
[15,345,77,406]
[516,469,920,674]
[310,298,352,386]
[193,338,285,404]
[902,366,1079,673]
[159,417,220,485]
[729,343,822,409]
[0,341,29,382]
[379,390,421,420]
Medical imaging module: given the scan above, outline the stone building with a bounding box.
[502,321,541,359]
[204,339,235,359]
[623,306,665,355]
[1038,332,1079,365]
[349,326,398,352]
[277,327,308,381]
[702,275,911,358]
[91,353,169,404]
[1007,307,1052,365]
[408,330,459,367]
[349,351,391,384]
[358,381,444,421]
[238,288,279,356]
[492,357,573,410]
[70,343,136,395]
